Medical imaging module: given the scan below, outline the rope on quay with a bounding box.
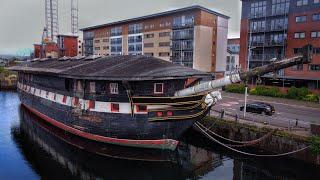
[195,123,310,157]
[196,122,276,145]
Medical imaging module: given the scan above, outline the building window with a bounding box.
[250,1,267,17]
[94,40,100,43]
[313,13,320,21]
[94,47,101,50]
[272,0,290,15]
[159,42,170,47]
[110,83,118,94]
[313,47,320,54]
[294,32,305,39]
[291,64,303,71]
[297,0,308,6]
[144,53,154,57]
[144,43,154,48]
[103,39,109,42]
[159,52,170,57]
[311,31,320,38]
[111,103,120,112]
[159,32,171,37]
[89,82,95,93]
[154,83,164,94]
[128,23,143,34]
[250,20,266,31]
[103,46,109,50]
[136,105,147,112]
[270,18,288,30]
[295,16,307,23]
[144,33,154,39]
[309,64,320,71]
[111,26,122,36]
[293,48,303,54]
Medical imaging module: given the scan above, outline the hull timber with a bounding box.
[18,82,209,150]
[11,56,212,150]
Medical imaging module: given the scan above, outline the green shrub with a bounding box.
[310,136,320,155]
[225,84,246,94]
[302,94,319,102]
[287,87,311,100]
[251,85,284,98]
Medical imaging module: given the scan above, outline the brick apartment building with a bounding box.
[57,35,78,57]
[240,0,320,90]
[33,35,78,58]
[80,5,229,75]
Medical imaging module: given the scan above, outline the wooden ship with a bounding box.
[8,45,312,150]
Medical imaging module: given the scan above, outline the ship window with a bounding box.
[89,82,96,93]
[111,103,119,112]
[110,83,119,94]
[62,96,67,103]
[89,100,95,109]
[136,105,147,112]
[154,83,164,94]
[77,80,82,91]
[73,97,79,106]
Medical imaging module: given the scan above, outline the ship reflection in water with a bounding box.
[7,103,320,179]
[13,105,226,179]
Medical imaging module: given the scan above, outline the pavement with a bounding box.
[212,92,320,127]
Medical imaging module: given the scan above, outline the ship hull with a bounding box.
[18,88,209,150]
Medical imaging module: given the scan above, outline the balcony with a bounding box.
[128,29,142,34]
[172,23,194,30]
[250,40,286,47]
[249,25,287,33]
[251,54,285,61]
[249,10,288,19]
[171,34,194,40]
[171,45,193,51]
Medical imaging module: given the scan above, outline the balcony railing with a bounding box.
[172,23,194,29]
[171,45,193,51]
[251,54,284,61]
[250,39,286,47]
[171,34,194,40]
[250,25,287,33]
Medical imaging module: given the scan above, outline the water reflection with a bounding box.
[12,105,228,179]
[4,91,320,180]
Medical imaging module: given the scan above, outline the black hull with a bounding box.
[18,88,209,150]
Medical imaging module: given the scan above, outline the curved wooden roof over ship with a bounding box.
[8,55,211,81]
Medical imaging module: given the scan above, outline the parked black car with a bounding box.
[240,102,275,116]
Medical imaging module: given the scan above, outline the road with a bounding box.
[213,92,320,125]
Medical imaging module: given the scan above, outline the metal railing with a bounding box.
[210,109,311,130]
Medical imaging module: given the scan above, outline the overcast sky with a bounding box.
[0,0,241,55]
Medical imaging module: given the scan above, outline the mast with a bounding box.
[175,45,313,97]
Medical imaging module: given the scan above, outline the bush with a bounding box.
[250,85,284,98]
[302,94,319,102]
[310,136,320,155]
[225,84,246,94]
[287,87,311,100]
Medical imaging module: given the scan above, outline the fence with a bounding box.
[209,108,311,131]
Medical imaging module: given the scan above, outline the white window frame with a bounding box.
[154,83,164,94]
[110,83,119,94]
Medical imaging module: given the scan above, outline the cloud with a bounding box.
[0,0,240,55]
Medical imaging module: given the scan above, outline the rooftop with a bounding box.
[8,55,210,81]
[80,5,229,31]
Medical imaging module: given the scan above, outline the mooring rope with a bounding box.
[195,123,310,157]
[196,122,275,145]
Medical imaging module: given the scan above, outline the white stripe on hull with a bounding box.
[18,82,166,114]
